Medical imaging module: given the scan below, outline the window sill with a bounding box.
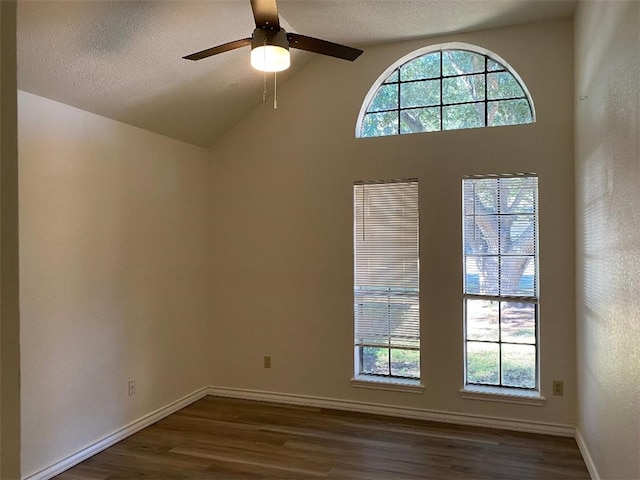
[460,385,545,406]
[351,375,425,394]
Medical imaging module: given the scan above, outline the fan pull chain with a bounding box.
[261,37,268,103]
[274,72,278,110]
[262,71,267,103]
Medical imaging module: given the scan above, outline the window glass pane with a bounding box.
[388,296,420,349]
[368,84,398,112]
[488,99,533,126]
[498,177,536,214]
[465,214,501,292]
[465,215,499,254]
[384,70,399,83]
[354,295,392,346]
[442,50,485,76]
[464,258,480,294]
[442,74,485,104]
[361,112,398,137]
[487,59,504,71]
[443,103,485,130]
[467,341,499,385]
[390,349,420,378]
[466,256,499,295]
[500,256,536,296]
[400,107,440,134]
[361,347,389,376]
[501,302,536,344]
[466,255,500,295]
[500,215,535,255]
[400,79,440,108]
[464,178,498,214]
[487,72,525,100]
[466,299,499,341]
[502,344,536,388]
[400,52,441,81]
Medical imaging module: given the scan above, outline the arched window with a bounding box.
[356,43,535,138]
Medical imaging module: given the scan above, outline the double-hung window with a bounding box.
[462,174,539,391]
[353,179,420,383]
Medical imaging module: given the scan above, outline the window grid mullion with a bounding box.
[396,69,401,134]
[484,55,489,127]
[498,300,503,386]
[497,182,503,385]
[439,51,443,131]
[368,95,526,115]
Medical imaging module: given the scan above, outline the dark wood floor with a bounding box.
[55,395,590,479]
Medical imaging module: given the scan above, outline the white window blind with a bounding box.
[354,179,420,357]
[463,175,538,298]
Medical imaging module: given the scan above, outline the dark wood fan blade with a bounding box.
[183,38,252,61]
[287,33,363,61]
[250,0,279,29]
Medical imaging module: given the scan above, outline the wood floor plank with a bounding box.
[54,396,590,479]
[170,445,330,478]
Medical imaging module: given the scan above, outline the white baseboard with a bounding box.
[23,387,209,480]
[575,428,599,480]
[206,385,576,437]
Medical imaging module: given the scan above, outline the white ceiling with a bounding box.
[17,0,577,148]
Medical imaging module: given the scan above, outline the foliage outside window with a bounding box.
[358,47,534,138]
[462,175,539,390]
[354,179,420,381]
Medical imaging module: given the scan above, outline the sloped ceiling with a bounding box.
[17,0,577,148]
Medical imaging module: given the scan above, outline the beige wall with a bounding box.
[208,19,576,426]
[1,1,21,478]
[575,1,640,478]
[18,92,211,477]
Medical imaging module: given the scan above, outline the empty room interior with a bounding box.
[1,0,639,478]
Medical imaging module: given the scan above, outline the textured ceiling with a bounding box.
[17,0,577,148]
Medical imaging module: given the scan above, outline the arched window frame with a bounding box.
[355,42,536,138]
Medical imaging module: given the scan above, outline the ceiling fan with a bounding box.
[183,0,364,72]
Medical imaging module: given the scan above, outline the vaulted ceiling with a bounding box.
[17,0,577,148]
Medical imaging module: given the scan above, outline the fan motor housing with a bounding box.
[252,28,289,50]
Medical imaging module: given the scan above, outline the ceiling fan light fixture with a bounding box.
[251,44,290,72]
[250,28,290,72]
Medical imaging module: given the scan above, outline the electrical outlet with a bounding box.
[128,379,136,396]
[263,356,272,369]
[552,380,563,396]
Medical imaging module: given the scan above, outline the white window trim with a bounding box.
[460,385,545,406]
[355,41,536,138]
[351,375,425,394]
